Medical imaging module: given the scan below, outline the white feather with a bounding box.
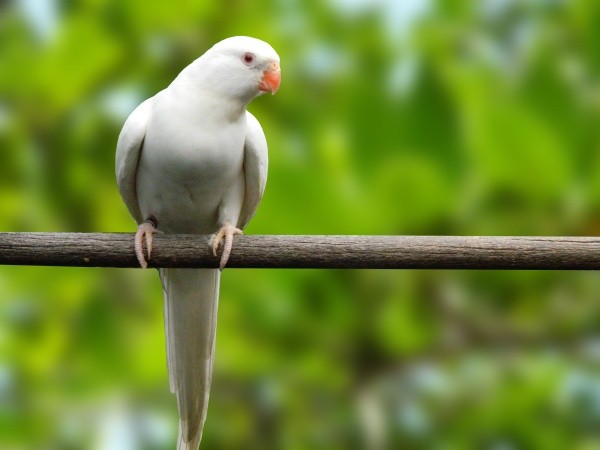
[160,268,219,449]
[115,36,279,449]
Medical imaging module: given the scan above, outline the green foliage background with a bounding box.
[2,0,600,448]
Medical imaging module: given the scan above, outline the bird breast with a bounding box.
[143,113,246,193]
[134,99,247,233]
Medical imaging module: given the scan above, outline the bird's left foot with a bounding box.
[211,223,243,270]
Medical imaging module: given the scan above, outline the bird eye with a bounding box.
[242,52,255,65]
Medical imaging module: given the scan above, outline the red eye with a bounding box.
[242,52,255,64]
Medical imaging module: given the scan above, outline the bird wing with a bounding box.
[115,98,152,224]
[238,111,269,229]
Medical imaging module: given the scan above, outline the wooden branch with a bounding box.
[1,233,600,269]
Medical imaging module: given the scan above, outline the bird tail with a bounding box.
[159,268,220,450]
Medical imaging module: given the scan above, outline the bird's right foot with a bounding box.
[135,219,158,268]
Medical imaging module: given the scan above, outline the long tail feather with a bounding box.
[159,268,220,450]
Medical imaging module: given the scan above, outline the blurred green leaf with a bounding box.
[2,1,600,449]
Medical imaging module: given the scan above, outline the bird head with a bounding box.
[191,36,281,105]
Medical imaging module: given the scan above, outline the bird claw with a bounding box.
[211,223,243,270]
[135,220,159,268]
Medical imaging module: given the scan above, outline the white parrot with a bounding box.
[115,36,280,449]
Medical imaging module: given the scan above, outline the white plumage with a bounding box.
[115,36,280,449]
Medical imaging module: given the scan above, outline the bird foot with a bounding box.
[135,220,159,268]
[211,223,243,270]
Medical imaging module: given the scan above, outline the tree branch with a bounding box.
[1,233,600,269]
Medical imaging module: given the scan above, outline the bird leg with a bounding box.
[211,222,243,270]
[135,218,158,268]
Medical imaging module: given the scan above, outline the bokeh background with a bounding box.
[2,0,600,448]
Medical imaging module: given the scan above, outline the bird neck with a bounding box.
[171,71,248,123]
[176,57,258,108]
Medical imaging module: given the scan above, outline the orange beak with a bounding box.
[258,62,281,94]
